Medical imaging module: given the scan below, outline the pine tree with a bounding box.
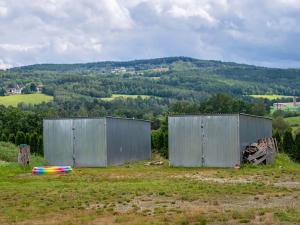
[282,130,295,158]
[25,133,31,145]
[273,129,282,151]
[15,131,26,146]
[294,133,300,162]
[8,134,15,144]
[29,132,39,154]
[37,135,43,155]
[0,133,7,142]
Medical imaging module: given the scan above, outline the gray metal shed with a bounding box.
[168,114,272,167]
[43,117,151,167]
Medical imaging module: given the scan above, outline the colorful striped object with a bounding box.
[32,166,72,175]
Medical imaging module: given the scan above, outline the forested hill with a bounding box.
[1,56,300,104]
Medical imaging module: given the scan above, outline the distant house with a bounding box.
[36,84,44,92]
[7,84,23,95]
[273,96,300,111]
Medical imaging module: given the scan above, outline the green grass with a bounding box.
[285,116,300,126]
[0,93,53,107]
[100,94,154,101]
[249,94,293,100]
[0,153,299,224]
[0,142,18,162]
[284,116,300,134]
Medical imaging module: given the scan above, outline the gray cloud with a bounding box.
[0,0,299,69]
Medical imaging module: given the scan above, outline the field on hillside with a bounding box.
[285,116,300,134]
[0,93,53,107]
[249,95,293,100]
[0,142,300,225]
[100,94,153,101]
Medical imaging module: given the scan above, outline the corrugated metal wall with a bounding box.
[202,115,239,167]
[44,119,74,166]
[44,117,151,167]
[239,114,272,156]
[106,118,151,166]
[169,115,239,167]
[73,118,107,167]
[168,116,203,167]
[169,114,272,167]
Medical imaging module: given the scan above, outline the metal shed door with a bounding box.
[201,116,239,167]
[44,120,74,166]
[73,119,107,167]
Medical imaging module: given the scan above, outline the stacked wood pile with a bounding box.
[18,144,31,166]
[243,138,278,165]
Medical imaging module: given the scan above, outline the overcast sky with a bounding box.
[0,0,300,69]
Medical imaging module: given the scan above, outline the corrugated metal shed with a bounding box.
[43,117,151,167]
[168,114,272,167]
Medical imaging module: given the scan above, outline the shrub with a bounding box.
[0,142,18,162]
[29,132,39,154]
[283,130,295,159]
[8,134,15,144]
[15,131,26,146]
[294,133,300,162]
[0,133,7,142]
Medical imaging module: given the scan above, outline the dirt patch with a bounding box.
[172,173,254,184]
[274,181,300,189]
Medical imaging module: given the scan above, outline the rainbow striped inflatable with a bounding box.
[32,166,72,175]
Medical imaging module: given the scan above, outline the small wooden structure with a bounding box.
[243,138,277,165]
[18,144,31,166]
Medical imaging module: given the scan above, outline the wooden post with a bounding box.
[18,144,31,166]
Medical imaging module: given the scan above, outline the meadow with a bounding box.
[0,93,53,107]
[284,116,300,134]
[249,95,293,100]
[100,94,153,101]
[0,142,300,225]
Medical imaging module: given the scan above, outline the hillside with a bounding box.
[2,57,300,102]
[0,57,300,118]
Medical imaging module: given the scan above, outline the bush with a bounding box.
[273,129,282,151]
[294,133,300,162]
[283,130,295,159]
[0,133,7,142]
[0,142,18,162]
[37,135,43,155]
[25,133,31,145]
[29,132,39,154]
[15,131,26,146]
[8,134,15,144]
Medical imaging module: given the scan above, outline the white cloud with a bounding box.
[0,59,12,70]
[0,0,299,68]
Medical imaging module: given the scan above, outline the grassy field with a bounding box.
[249,95,293,100]
[100,94,153,101]
[285,116,300,134]
[0,142,300,225]
[0,93,53,107]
